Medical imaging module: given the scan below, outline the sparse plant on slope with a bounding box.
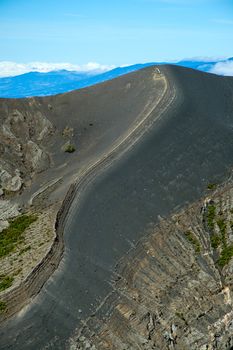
[0,300,6,313]
[64,144,76,153]
[184,231,201,253]
[218,245,233,267]
[0,275,14,292]
[207,204,216,230]
[207,183,217,190]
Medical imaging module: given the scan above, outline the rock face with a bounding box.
[0,104,53,195]
[0,102,54,235]
[0,168,22,193]
[24,140,50,173]
[0,199,19,232]
[74,181,233,350]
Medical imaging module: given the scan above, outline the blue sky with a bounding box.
[0,0,233,68]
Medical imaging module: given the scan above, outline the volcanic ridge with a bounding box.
[0,65,233,349]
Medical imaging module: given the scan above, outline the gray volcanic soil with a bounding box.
[1,66,233,349]
[22,66,166,203]
[0,66,165,205]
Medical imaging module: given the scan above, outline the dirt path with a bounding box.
[0,67,172,326]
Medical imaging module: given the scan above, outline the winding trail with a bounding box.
[0,67,174,349]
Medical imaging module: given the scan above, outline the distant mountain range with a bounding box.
[0,58,232,98]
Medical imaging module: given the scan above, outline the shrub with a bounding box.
[0,275,14,292]
[216,219,227,247]
[0,301,6,313]
[64,144,76,153]
[207,205,216,230]
[184,231,201,253]
[210,234,221,249]
[218,245,233,267]
[207,183,217,190]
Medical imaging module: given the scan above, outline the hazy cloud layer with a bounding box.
[0,61,115,77]
[210,61,233,76]
[1,59,233,78]
[182,56,227,62]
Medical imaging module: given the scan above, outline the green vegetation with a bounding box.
[208,215,233,267]
[204,202,233,267]
[0,275,14,292]
[218,244,233,267]
[207,183,217,190]
[210,234,221,249]
[209,216,228,251]
[216,219,227,247]
[19,245,31,255]
[0,214,37,258]
[64,144,76,153]
[207,204,216,230]
[0,300,6,313]
[184,231,201,253]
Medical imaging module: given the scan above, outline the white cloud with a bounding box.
[0,61,115,78]
[180,56,227,62]
[210,61,233,76]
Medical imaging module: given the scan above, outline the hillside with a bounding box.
[0,65,233,349]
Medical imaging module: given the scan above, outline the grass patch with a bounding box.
[210,234,221,249]
[64,144,76,153]
[184,231,201,253]
[0,275,14,292]
[19,245,31,255]
[0,300,6,313]
[207,204,216,230]
[0,214,37,258]
[207,183,217,190]
[218,244,233,267]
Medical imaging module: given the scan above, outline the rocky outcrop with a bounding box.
[0,199,20,232]
[74,181,233,350]
[0,104,54,238]
[24,140,50,173]
[0,167,22,193]
[0,106,54,196]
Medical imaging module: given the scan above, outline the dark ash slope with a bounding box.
[0,66,233,349]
